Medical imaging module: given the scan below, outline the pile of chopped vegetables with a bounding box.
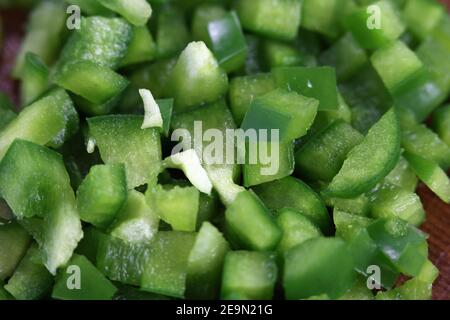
[0,0,449,300]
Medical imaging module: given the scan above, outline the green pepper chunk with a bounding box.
[88,115,162,188]
[235,0,301,41]
[207,11,247,73]
[20,52,49,106]
[52,254,117,300]
[186,222,229,299]
[0,140,83,274]
[366,218,428,277]
[120,26,157,67]
[284,237,355,300]
[4,244,54,300]
[295,120,364,182]
[97,0,152,26]
[272,67,338,111]
[324,109,401,198]
[76,164,127,229]
[225,190,281,251]
[253,176,331,233]
[170,41,229,113]
[432,104,450,147]
[0,222,31,281]
[221,251,277,300]
[345,0,405,50]
[404,152,450,204]
[141,231,197,298]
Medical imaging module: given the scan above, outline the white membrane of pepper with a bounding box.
[139,89,163,130]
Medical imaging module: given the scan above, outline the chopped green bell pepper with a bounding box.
[207,11,248,73]
[52,254,117,300]
[272,67,338,111]
[170,41,229,113]
[120,26,157,67]
[404,152,450,204]
[432,104,450,147]
[324,109,401,198]
[225,190,281,251]
[284,237,355,300]
[87,115,162,188]
[186,222,229,299]
[141,231,196,298]
[4,244,54,300]
[76,164,127,228]
[295,120,364,182]
[110,190,159,243]
[0,222,31,281]
[235,0,301,41]
[97,0,152,26]
[345,0,405,50]
[221,251,277,300]
[20,52,49,106]
[253,176,331,233]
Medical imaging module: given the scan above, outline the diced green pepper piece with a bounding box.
[324,194,371,217]
[191,4,227,44]
[170,41,228,113]
[339,278,374,300]
[0,222,31,281]
[301,0,349,38]
[147,185,199,232]
[319,33,367,81]
[88,115,162,188]
[225,190,281,251]
[186,222,229,299]
[4,244,53,300]
[371,41,424,94]
[54,61,130,113]
[13,0,67,78]
[154,5,190,59]
[241,88,319,143]
[366,218,428,277]
[276,208,322,257]
[110,190,159,243]
[120,26,157,67]
[273,67,338,111]
[253,176,331,233]
[324,109,401,198]
[52,254,117,300]
[20,52,49,106]
[339,64,392,134]
[295,120,364,182]
[402,124,450,170]
[97,235,150,286]
[404,152,450,204]
[75,226,106,265]
[284,237,355,300]
[333,209,373,241]
[432,105,450,147]
[0,140,83,274]
[346,227,400,289]
[171,100,242,206]
[229,73,276,126]
[141,231,196,298]
[157,99,174,137]
[207,11,247,73]
[221,251,277,300]
[262,39,317,69]
[404,0,445,41]
[97,0,152,26]
[67,0,113,16]
[345,0,406,50]
[76,164,127,228]
[235,0,301,41]
[370,185,425,226]
[243,140,295,187]
[0,91,78,159]
[57,16,132,71]
[383,156,418,192]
